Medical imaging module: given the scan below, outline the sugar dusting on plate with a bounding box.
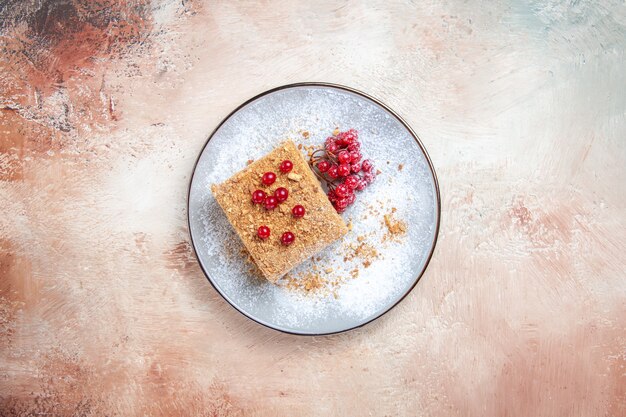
[189,86,438,334]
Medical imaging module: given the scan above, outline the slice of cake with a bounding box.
[211,140,348,282]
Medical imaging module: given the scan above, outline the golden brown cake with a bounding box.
[211,140,348,282]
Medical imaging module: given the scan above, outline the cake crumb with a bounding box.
[287,173,302,181]
[383,211,407,241]
[297,143,303,150]
[398,164,404,171]
[246,159,254,165]
[302,131,310,138]
[324,267,333,274]
[333,128,340,136]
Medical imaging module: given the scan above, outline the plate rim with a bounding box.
[187,82,441,336]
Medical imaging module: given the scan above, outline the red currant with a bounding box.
[281,231,295,246]
[356,179,367,191]
[292,204,305,218]
[337,151,351,164]
[347,142,361,152]
[361,160,373,172]
[351,163,361,173]
[337,163,351,177]
[344,175,359,189]
[326,143,338,154]
[257,225,270,239]
[262,172,277,185]
[317,160,331,173]
[274,187,289,202]
[327,165,339,179]
[363,172,375,184]
[325,137,336,148]
[279,160,293,173]
[347,193,356,205]
[327,190,337,203]
[349,151,361,163]
[251,189,267,204]
[335,198,349,211]
[264,196,278,210]
[335,183,350,198]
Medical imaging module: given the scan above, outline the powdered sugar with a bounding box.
[189,85,438,334]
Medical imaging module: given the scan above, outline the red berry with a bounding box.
[251,189,267,204]
[279,160,293,173]
[363,172,375,184]
[317,160,331,172]
[292,204,305,218]
[326,143,339,154]
[325,137,336,147]
[257,225,270,239]
[351,163,361,173]
[337,151,351,164]
[347,142,361,152]
[264,196,278,210]
[335,183,350,198]
[327,190,337,203]
[361,159,373,172]
[262,172,277,185]
[327,165,339,179]
[344,175,359,189]
[281,231,295,246]
[274,187,289,202]
[356,179,367,191]
[347,193,356,205]
[349,151,361,163]
[337,163,351,177]
[338,129,358,145]
[336,197,349,210]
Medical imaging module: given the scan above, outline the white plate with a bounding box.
[188,83,440,335]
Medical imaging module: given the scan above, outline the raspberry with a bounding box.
[279,160,293,173]
[274,187,288,202]
[251,189,266,204]
[337,163,351,177]
[262,172,277,185]
[281,231,295,246]
[257,225,270,239]
[317,160,331,173]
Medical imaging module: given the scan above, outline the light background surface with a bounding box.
[1,1,624,416]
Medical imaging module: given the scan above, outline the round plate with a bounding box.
[188,83,440,335]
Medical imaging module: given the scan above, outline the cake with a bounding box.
[211,140,348,282]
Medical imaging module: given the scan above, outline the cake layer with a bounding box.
[211,140,348,282]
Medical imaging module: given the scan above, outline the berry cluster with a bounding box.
[310,129,376,213]
[251,159,304,246]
